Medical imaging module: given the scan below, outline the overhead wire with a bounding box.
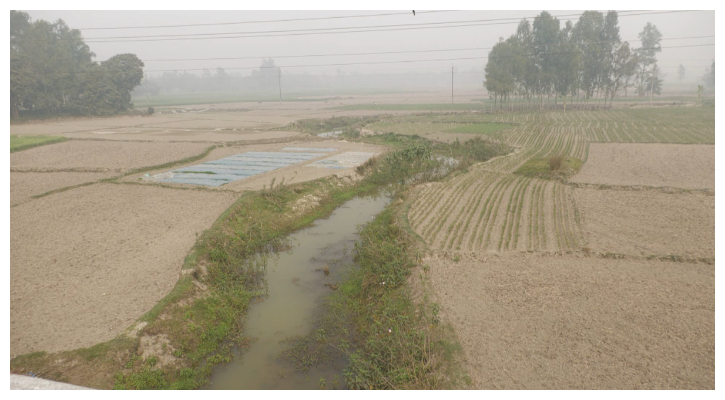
[77,10,455,30]
[140,43,715,73]
[133,35,715,63]
[82,10,698,43]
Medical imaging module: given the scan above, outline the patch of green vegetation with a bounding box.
[363,114,516,140]
[514,156,582,181]
[357,133,510,166]
[10,135,506,389]
[356,132,429,149]
[10,135,67,152]
[621,106,715,125]
[445,122,512,135]
[124,145,218,178]
[330,103,487,111]
[282,205,449,389]
[178,171,215,175]
[280,115,381,135]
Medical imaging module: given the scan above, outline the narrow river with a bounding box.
[208,194,391,389]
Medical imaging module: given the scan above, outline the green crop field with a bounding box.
[10,135,67,153]
[404,105,713,254]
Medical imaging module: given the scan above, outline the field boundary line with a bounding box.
[566,182,714,196]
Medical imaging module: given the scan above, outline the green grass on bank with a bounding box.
[10,135,67,153]
[10,134,507,389]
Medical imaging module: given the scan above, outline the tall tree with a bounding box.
[609,42,637,105]
[101,53,145,111]
[678,64,686,85]
[600,11,622,104]
[635,22,662,97]
[553,21,581,111]
[10,11,144,118]
[484,39,518,107]
[572,11,605,102]
[532,11,560,107]
[646,63,664,98]
[702,60,715,89]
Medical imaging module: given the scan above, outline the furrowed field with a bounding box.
[9,92,715,389]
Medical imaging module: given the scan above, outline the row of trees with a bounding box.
[10,11,145,118]
[484,11,665,110]
[134,59,485,98]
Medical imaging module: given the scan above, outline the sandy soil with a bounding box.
[10,183,237,357]
[10,172,119,206]
[61,129,301,143]
[574,188,714,258]
[10,140,209,172]
[572,143,715,189]
[426,252,714,389]
[123,139,387,192]
[9,91,487,141]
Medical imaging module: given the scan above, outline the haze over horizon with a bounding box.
[25,9,715,87]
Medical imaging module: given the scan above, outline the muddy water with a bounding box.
[208,194,390,390]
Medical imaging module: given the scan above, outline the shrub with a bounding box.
[147,107,155,115]
[548,155,565,171]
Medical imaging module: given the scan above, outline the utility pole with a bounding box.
[278,67,282,102]
[649,68,654,106]
[145,76,149,109]
[451,64,454,104]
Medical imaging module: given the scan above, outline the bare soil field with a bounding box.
[10,112,303,142]
[10,171,119,206]
[10,140,209,172]
[571,143,715,189]
[574,188,714,258]
[425,252,714,389]
[10,183,238,357]
[10,92,474,142]
[124,139,386,192]
[66,129,302,143]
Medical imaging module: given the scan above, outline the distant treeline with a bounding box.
[135,59,484,98]
[483,10,714,110]
[10,11,144,118]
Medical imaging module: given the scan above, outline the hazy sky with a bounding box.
[25,10,715,83]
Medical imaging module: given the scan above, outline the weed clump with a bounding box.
[548,155,565,171]
[338,207,445,389]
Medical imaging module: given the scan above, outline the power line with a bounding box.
[77,10,454,31]
[132,35,713,63]
[140,43,714,73]
[82,10,697,43]
[84,11,648,40]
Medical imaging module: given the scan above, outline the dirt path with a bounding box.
[10,140,209,172]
